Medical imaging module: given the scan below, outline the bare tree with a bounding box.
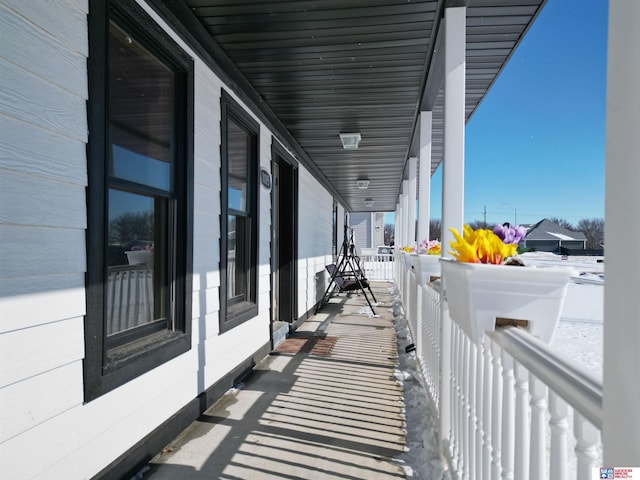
[549,217,576,231]
[577,218,605,249]
[429,219,441,241]
[384,223,394,245]
[109,211,154,244]
[467,220,491,230]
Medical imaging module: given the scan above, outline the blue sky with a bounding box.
[387,0,608,228]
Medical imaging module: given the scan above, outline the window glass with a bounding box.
[111,145,171,191]
[105,19,175,347]
[108,21,173,190]
[227,214,248,303]
[227,120,248,212]
[106,189,168,338]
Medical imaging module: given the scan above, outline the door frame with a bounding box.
[270,141,298,326]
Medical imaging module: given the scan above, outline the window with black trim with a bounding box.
[85,0,193,401]
[220,92,259,332]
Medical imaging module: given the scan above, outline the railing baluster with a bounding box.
[491,341,503,480]
[451,323,461,470]
[501,351,515,480]
[529,374,547,479]
[549,391,570,480]
[468,340,477,480]
[514,362,530,480]
[475,340,485,479]
[574,413,600,479]
[461,333,471,480]
[482,337,493,480]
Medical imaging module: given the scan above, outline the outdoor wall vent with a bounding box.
[340,132,361,149]
[356,180,370,189]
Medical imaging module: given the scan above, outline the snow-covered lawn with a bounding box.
[521,252,604,379]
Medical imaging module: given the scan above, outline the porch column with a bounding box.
[397,196,404,248]
[440,4,466,457]
[417,111,433,243]
[401,179,410,247]
[395,201,401,247]
[441,6,466,253]
[603,0,640,465]
[407,157,418,247]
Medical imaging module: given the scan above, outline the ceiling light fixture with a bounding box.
[339,132,361,150]
[364,199,374,207]
[356,179,370,190]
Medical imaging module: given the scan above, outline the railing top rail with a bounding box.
[487,326,603,428]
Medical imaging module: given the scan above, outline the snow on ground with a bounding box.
[520,252,604,379]
[390,285,447,480]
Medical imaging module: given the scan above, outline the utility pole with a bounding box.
[483,205,487,225]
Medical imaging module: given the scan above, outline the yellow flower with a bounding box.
[448,226,479,263]
[448,225,517,265]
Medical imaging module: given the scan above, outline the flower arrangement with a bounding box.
[449,225,518,265]
[417,238,441,255]
[400,245,415,253]
[493,223,526,245]
[131,243,154,252]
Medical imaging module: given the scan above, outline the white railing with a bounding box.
[106,265,154,335]
[395,257,603,480]
[360,254,394,281]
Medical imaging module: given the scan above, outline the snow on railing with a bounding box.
[394,256,603,480]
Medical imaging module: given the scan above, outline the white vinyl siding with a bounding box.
[0,0,338,477]
[0,1,89,476]
[297,166,334,316]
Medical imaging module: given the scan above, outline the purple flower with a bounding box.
[493,224,526,245]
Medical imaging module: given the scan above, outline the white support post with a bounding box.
[397,198,404,248]
[417,111,433,244]
[407,157,418,247]
[603,0,640,465]
[439,6,466,465]
[441,6,466,254]
[395,201,400,248]
[401,179,409,247]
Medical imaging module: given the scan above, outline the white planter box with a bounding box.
[125,250,154,266]
[402,252,414,270]
[411,254,441,283]
[440,258,571,344]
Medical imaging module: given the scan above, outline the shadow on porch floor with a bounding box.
[143,282,413,479]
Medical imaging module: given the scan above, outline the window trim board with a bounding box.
[219,90,260,333]
[84,0,194,402]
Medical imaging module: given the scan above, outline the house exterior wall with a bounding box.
[350,212,372,254]
[0,1,337,477]
[373,212,385,247]
[297,165,334,318]
[522,239,586,252]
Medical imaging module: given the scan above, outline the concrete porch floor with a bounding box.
[144,282,409,479]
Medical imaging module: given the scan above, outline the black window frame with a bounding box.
[219,91,259,333]
[84,0,194,402]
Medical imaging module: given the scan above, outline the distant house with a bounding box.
[350,212,386,255]
[521,218,587,252]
